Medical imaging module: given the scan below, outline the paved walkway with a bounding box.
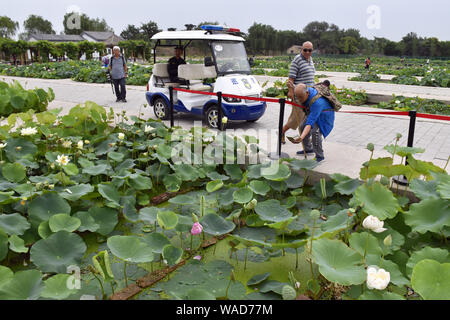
[1,75,449,177]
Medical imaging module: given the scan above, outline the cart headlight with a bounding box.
[224,97,242,103]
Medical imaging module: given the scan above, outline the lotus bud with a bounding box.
[310,210,320,220]
[244,199,257,210]
[191,222,203,235]
[230,269,236,281]
[84,140,90,144]
[396,133,402,140]
[295,282,301,289]
[50,163,55,169]
[16,146,22,151]
[49,184,55,189]
[222,117,228,124]
[118,133,125,140]
[366,143,374,152]
[383,234,392,247]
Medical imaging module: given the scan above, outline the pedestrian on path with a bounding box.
[108,46,128,103]
[288,83,335,163]
[282,41,315,151]
[365,57,371,70]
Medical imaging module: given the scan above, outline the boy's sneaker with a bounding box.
[116,98,121,102]
[122,99,127,103]
[297,149,314,155]
[315,156,325,163]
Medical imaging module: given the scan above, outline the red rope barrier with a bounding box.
[172,87,449,121]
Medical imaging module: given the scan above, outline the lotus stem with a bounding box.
[244,246,249,271]
[110,283,115,295]
[92,274,105,300]
[295,248,299,270]
[363,232,369,263]
[190,234,193,253]
[444,156,450,171]
[124,261,128,287]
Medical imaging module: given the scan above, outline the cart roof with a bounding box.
[151,30,245,42]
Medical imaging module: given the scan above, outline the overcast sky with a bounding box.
[2,0,450,41]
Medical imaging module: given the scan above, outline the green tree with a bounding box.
[140,21,161,41]
[184,24,196,31]
[120,24,142,40]
[0,16,19,38]
[63,12,113,35]
[339,36,358,54]
[56,42,80,60]
[24,15,55,35]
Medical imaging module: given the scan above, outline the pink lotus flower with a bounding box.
[193,255,202,261]
[191,222,203,235]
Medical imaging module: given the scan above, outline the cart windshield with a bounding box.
[211,41,251,75]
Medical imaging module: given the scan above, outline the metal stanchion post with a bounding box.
[169,86,174,128]
[269,98,290,160]
[217,92,223,131]
[393,110,417,186]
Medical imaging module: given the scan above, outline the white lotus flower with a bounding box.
[363,215,387,233]
[21,127,38,136]
[395,100,401,104]
[118,133,125,140]
[64,189,73,194]
[77,140,84,149]
[222,117,228,124]
[56,154,70,166]
[62,140,72,148]
[144,125,152,133]
[366,266,390,290]
[0,143,7,149]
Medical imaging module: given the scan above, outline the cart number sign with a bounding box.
[214,45,223,52]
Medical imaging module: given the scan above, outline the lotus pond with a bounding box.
[0,99,449,301]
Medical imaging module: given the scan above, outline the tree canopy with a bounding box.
[0,16,19,38]
[63,12,113,35]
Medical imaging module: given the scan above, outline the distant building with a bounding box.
[287,45,302,55]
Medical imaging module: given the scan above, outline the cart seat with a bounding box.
[152,63,180,88]
[178,65,217,91]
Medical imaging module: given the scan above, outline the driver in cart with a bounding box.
[168,46,187,84]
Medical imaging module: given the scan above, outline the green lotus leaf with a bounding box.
[265,216,295,230]
[404,198,450,234]
[353,182,399,220]
[0,191,15,205]
[48,214,81,233]
[200,214,236,236]
[163,174,182,192]
[0,270,43,300]
[185,288,216,300]
[411,259,450,300]
[437,179,450,200]
[406,247,450,278]
[28,192,71,228]
[175,215,194,233]
[4,138,37,162]
[168,194,196,205]
[143,232,171,254]
[156,144,172,159]
[30,231,87,273]
[41,274,79,300]
[408,157,445,177]
[8,235,28,253]
[289,159,318,171]
[249,180,271,196]
[139,207,159,224]
[224,164,243,180]
[0,266,13,288]
[107,235,154,263]
[63,163,79,176]
[2,163,26,183]
[233,187,253,204]
[349,232,383,263]
[312,238,366,286]
[128,174,153,191]
[321,210,355,234]
[174,164,199,182]
[258,280,288,294]
[0,213,30,236]
[282,285,297,300]
[229,227,276,247]
[59,184,94,201]
[157,211,178,230]
[162,244,183,266]
[247,272,271,286]
[409,179,439,200]
[108,151,125,162]
[255,199,292,223]
[82,164,109,176]
[285,172,305,189]
[358,290,404,300]
[334,178,362,195]
[206,180,224,193]
[88,207,118,236]
[0,229,8,261]
[73,211,99,233]
[38,221,53,239]
[262,163,291,181]
[97,183,121,205]
[206,172,229,181]
[92,250,114,282]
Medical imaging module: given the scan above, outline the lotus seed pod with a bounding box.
[396,133,402,140]
[366,143,374,152]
